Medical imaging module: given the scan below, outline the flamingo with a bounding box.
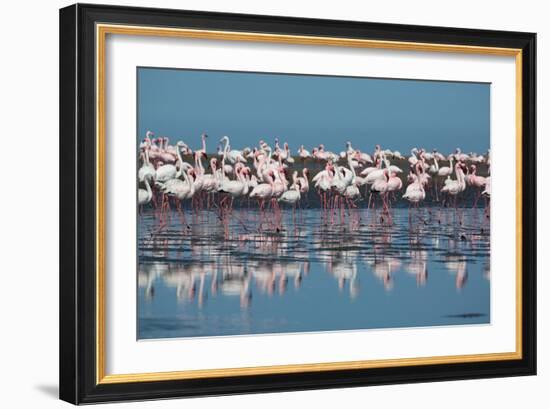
[360,157,382,177]
[343,153,361,202]
[196,133,208,155]
[466,164,487,188]
[296,168,310,197]
[386,170,403,196]
[158,168,196,222]
[218,163,248,199]
[250,170,276,218]
[283,143,294,164]
[220,136,247,164]
[159,137,177,164]
[466,164,487,207]
[453,148,470,162]
[402,177,426,204]
[441,161,467,212]
[297,145,311,161]
[160,168,195,201]
[138,148,155,183]
[364,166,386,185]
[355,150,374,165]
[369,169,393,220]
[437,156,454,178]
[392,151,405,160]
[278,172,301,207]
[145,134,161,163]
[441,162,467,195]
[155,161,178,185]
[312,163,334,209]
[250,170,274,201]
[402,164,426,224]
[373,144,382,161]
[138,178,153,211]
[142,130,155,147]
[408,148,419,166]
[201,158,220,191]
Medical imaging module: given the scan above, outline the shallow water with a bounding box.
[137,205,490,339]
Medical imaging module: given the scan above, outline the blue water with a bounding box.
[137,206,490,339]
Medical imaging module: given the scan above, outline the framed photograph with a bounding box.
[59,3,536,404]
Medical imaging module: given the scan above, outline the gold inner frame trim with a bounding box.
[96,23,523,385]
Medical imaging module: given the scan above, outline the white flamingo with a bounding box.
[441,162,467,196]
[297,145,311,160]
[220,136,247,164]
[138,178,153,208]
[402,178,426,204]
[160,168,195,202]
[278,172,301,206]
[138,148,155,183]
[296,168,310,194]
[343,153,361,200]
[201,158,221,193]
[250,170,275,209]
[218,163,248,199]
[437,156,454,178]
[408,148,419,166]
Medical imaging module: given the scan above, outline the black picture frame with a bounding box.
[60,3,536,404]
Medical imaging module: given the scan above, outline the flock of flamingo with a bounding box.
[138,131,491,229]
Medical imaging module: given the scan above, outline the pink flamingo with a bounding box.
[466,164,487,207]
[386,170,403,204]
[147,137,161,163]
[159,137,177,164]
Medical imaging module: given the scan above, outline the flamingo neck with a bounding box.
[196,153,204,176]
[457,167,465,187]
[223,138,230,156]
[347,154,357,178]
[176,145,185,178]
[144,148,151,165]
[185,171,195,194]
[144,177,152,198]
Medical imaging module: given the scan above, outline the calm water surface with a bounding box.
[138,206,490,339]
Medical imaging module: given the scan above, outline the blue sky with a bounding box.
[137,67,489,155]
